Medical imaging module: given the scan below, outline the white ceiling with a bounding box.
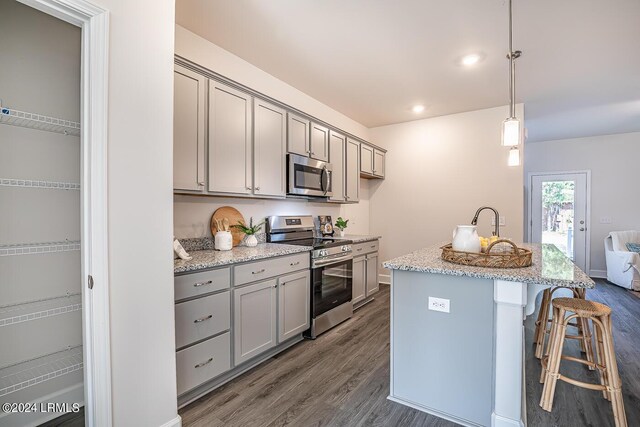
[176,0,640,142]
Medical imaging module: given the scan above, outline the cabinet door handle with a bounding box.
[273,284,278,288]
[255,187,260,191]
[198,181,205,186]
[194,357,214,368]
[290,261,300,266]
[252,269,266,275]
[246,186,252,190]
[193,280,212,288]
[194,314,213,323]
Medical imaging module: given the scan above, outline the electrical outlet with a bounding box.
[428,297,450,313]
[491,216,506,226]
[599,217,612,224]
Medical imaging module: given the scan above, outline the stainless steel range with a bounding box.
[266,215,353,339]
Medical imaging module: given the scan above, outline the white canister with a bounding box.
[214,231,233,251]
[452,225,481,253]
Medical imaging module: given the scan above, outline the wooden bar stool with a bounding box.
[540,297,627,427]
[534,286,592,364]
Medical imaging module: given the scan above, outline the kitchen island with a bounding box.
[383,243,594,427]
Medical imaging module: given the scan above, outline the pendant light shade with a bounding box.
[502,0,523,159]
[507,146,520,167]
[502,117,520,146]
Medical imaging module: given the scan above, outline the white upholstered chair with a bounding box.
[605,231,640,291]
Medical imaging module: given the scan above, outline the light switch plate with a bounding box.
[599,217,612,224]
[428,297,450,313]
[491,216,506,226]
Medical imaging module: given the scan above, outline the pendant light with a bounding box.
[502,0,522,148]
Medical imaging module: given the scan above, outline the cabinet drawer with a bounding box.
[176,332,231,395]
[175,291,230,349]
[175,267,231,301]
[234,253,309,286]
[353,240,379,255]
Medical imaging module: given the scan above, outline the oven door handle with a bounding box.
[312,253,353,268]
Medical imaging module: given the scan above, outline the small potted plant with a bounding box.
[335,217,349,237]
[233,217,265,247]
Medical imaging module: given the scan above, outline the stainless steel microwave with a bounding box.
[287,154,333,198]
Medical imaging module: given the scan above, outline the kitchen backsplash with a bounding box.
[178,233,267,252]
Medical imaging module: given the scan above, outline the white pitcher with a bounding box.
[452,225,481,253]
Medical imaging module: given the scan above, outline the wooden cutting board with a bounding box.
[210,206,246,247]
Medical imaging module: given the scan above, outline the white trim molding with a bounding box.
[590,269,607,279]
[158,415,183,427]
[17,1,112,426]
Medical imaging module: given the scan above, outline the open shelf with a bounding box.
[0,178,80,191]
[0,240,81,257]
[0,106,80,137]
[0,346,83,397]
[0,294,82,328]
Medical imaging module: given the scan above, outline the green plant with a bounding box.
[335,217,349,231]
[232,217,264,235]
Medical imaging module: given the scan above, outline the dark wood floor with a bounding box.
[180,280,640,427]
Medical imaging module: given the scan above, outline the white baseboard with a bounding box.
[491,412,525,427]
[590,269,607,279]
[379,273,390,284]
[159,414,182,427]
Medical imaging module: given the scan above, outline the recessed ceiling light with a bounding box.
[461,54,481,66]
[412,105,425,113]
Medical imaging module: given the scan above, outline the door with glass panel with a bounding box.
[530,172,589,271]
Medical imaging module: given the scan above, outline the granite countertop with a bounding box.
[175,243,313,274]
[331,234,382,243]
[383,243,594,288]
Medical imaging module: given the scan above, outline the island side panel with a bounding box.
[390,270,495,427]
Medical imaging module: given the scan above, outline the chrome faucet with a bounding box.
[471,206,500,237]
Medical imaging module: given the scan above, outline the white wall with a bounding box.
[524,132,640,276]
[369,105,525,280]
[90,1,178,426]
[175,25,370,141]
[173,25,372,238]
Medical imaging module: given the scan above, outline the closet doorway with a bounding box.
[0,0,110,426]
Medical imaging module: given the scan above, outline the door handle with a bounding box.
[579,227,585,231]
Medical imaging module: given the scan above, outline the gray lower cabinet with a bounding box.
[173,64,206,192]
[278,270,311,342]
[233,278,278,366]
[175,291,230,349]
[366,253,379,295]
[176,332,231,396]
[253,99,286,197]
[208,80,253,195]
[328,131,346,202]
[352,240,380,308]
[352,256,366,305]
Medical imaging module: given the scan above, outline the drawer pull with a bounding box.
[194,357,214,368]
[193,280,212,288]
[193,314,213,323]
[370,245,376,249]
[252,269,266,275]
[290,261,300,266]
[356,248,363,252]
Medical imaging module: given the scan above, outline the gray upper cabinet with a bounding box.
[309,122,329,162]
[345,138,360,203]
[328,131,346,202]
[360,142,386,179]
[287,113,310,157]
[254,99,286,198]
[233,279,278,366]
[360,143,374,175]
[373,149,385,178]
[208,81,253,195]
[174,64,206,192]
[277,270,310,342]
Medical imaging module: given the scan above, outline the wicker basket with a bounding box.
[441,239,532,268]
